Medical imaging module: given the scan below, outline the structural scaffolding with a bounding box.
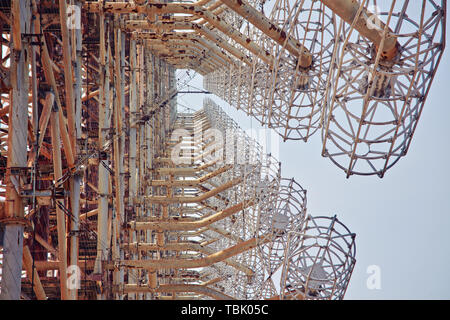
[0,0,445,300]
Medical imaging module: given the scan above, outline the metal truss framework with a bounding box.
[0,0,443,300]
[70,0,445,178]
[203,0,446,177]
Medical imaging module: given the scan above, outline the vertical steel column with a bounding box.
[144,48,152,300]
[119,26,126,298]
[136,42,144,300]
[128,38,138,300]
[69,0,83,300]
[94,14,111,301]
[112,24,125,299]
[0,0,31,300]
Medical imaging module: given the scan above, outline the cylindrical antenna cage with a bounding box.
[280,215,356,300]
[258,178,307,272]
[321,0,446,177]
[204,0,446,177]
[264,0,337,141]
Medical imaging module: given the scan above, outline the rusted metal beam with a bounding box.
[219,0,312,67]
[116,235,267,270]
[50,103,69,300]
[128,199,254,231]
[126,20,252,66]
[22,246,47,300]
[84,2,274,65]
[31,0,75,167]
[321,0,398,59]
[58,0,77,149]
[147,164,232,186]
[122,242,254,275]
[27,92,54,167]
[116,283,234,300]
[144,177,241,204]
